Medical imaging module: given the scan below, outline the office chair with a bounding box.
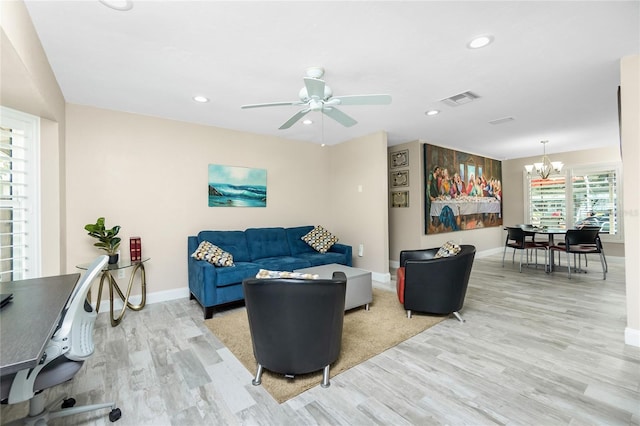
[0,255,122,425]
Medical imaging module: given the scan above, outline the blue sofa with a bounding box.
[187,226,352,319]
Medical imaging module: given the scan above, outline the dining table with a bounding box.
[509,226,568,272]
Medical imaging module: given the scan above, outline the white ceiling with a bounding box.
[24,1,639,160]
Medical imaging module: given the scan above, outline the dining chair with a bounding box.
[502,227,548,272]
[549,228,607,279]
[552,225,608,273]
[516,224,548,263]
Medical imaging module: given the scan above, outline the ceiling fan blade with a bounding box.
[241,101,302,109]
[304,77,326,100]
[279,108,311,129]
[322,107,357,127]
[331,94,392,106]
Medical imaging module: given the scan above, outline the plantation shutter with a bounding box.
[528,175,567,228]
[572,169,618,235]
[0,108,39,281]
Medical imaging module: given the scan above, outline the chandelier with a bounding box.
[524,140,564,179]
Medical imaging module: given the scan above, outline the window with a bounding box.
[0,107,40,281]
[525,163,622,241]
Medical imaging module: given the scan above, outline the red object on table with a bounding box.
[130,237,142,261]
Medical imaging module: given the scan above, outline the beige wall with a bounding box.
[621,55,639,345]
[64,105,390,296]
[329,131,389,280]
[1,0,66,275]
[388,141,422,259]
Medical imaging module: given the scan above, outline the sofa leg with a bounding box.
[204,306,216,320]
[252,364,263,386]
[452,311,465,323]
[406,310,412,319]
[321,365,331,388]
[189,293,195,300]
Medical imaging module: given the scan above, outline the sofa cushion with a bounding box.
[302,225,339,253]
[198,230,251,262]
[191,241,234,267]
[294,251,348,267]
[285,226,317,255]
[253,256,311,271]
[214,262,262,287]
[246,227,291,260]
[434,241,462,258]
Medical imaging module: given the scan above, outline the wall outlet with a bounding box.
[358,243,364,257]
[118,269,125,279]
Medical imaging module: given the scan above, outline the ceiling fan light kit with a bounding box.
[241,67,392,130]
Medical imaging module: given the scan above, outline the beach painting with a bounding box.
[208,164,267,207]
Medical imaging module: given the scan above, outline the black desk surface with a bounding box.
[0,273,80,376]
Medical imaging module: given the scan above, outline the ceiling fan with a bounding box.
[241,67,392,129]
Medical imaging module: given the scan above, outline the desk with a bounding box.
[77,258,149,327]
[0,274,80,376]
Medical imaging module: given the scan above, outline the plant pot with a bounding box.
[108,253,119,264]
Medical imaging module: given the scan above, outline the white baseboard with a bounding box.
[625,327,640,347]
[372,271,391,283]
[97,286,190,313]
[388,247,502,269]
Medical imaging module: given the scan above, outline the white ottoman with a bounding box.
[294,263,373,311]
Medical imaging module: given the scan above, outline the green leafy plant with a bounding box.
[84,217,121,255]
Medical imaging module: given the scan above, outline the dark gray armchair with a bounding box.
[242,272,347,388]
[397,245,475,322]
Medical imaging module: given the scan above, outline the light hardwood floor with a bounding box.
[1,252,638,425]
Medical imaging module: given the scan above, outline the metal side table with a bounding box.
[77,258,149,326]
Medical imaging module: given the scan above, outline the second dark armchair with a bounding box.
[396,245,476,322]
[242,272,347,388]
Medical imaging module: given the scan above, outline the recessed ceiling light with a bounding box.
[425,110,440,116]
[302,119,313,125]
[193,96,209,103]
[99,0,133,11]
[467,35,494,49]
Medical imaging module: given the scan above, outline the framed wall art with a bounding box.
[391,191,409,208]
[389,149,409,169]
[424,144,502,234]
[208,164,267,207]
[390,170,409,188]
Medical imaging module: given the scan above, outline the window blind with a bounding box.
[528,175,567,228]
[0,127,29,281]
[526,165,620,238]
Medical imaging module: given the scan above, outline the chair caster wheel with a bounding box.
[109,408,122,422]
[61,398,76,408]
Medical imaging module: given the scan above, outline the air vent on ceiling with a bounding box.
[440,91,480,107]
[489,116,515,125]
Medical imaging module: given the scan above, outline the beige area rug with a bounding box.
[204,288,445,403]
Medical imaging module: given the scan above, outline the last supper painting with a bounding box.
[424,144,502,234]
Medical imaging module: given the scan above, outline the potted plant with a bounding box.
[84,217,121,264]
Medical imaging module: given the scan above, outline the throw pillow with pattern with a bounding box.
[191,241,234,267]
[434,241,462,258]
[301,225,339,254]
